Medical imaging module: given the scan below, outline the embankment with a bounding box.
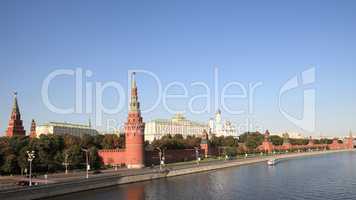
[0,149,354,200]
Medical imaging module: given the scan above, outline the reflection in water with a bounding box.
[125,184,145,200]
[49,152,356,200]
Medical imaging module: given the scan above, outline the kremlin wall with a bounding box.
[3,73,355,169]
[257,130,354,153]
[99,130,211,167]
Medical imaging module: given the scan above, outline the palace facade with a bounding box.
[144,113,208,142]
[35,122,99,138]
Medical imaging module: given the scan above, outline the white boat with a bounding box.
[267,159,277,166]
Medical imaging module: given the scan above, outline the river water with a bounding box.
[49,151,356,200]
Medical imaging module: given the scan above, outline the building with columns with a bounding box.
[144,113,208,142]
[35,121,98,138]
[6,92,26,137]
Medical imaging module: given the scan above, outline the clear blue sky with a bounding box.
[0,0,355,137]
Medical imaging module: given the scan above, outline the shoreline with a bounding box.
[0,149,354,200]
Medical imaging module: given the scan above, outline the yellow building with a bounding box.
[36,122,99,137]
[144,113,208,142]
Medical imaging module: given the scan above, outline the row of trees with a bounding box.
[149,132,335,156]
[150,134,240,156]
[150,134,240,150]
[0,132,335,175]
[150,134,201,150]
[0,134,124,175]
[150,132,337,152]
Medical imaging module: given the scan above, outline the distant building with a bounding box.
[35,122,99,137]
[208,110,237,137]
[30,119,37,138]
[99,128,123,136]
[277,132,306,139]
[144,113,208,142]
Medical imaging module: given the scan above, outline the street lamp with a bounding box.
[156,147,162,170]
[156,147,166,171]
[62,153,69,174]
[81,148,89,179]
[194,147,200,165]
[26,151,35,187]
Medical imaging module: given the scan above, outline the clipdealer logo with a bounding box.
[279,68,316,132]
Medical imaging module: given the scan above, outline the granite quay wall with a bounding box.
[0,149,354,200]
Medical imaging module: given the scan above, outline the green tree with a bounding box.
[1,154,18,174]
[269,135,283,146]
[89,147,102,170]
[66,145,84,169]
[17,146,30,174]
[225,146,237,157]
[223,136,238,147]
[101,134,121,149]
[240,132,264,151]
[0,134,105,174]
[246,139,259,150]
[290,138,308,145]
[80,134,95,149]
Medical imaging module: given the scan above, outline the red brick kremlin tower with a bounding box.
[200,130,210,158]
[261,130,273,153]
[346,130,354,149]
[30,119,37,138]
[124,72,145,169]
[6,92,26,137]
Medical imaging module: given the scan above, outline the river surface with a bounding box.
[49,151,356,200]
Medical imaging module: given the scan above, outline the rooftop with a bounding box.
[39,122,93,129]
[148,114,207,127]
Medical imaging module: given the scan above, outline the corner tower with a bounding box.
[200,130,210,158]
[262,130,273,153]
[125,72,145,169]
[347,130,354,149]
[6,92,26,137]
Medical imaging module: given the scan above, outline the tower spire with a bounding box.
[12,91,19,114]
[129,72,140,112]
[131,72,137,89]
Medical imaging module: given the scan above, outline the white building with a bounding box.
[144,113,208,142]
[277,132,307,139]
[208,110,237,137]
[36,122,99,137]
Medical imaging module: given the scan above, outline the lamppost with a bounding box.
[156,147,166,171]
[156,147,162,170]
[62,153,69,174]
[81,148,89,179]
[194,147,200,165]
[26,151,35,187]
